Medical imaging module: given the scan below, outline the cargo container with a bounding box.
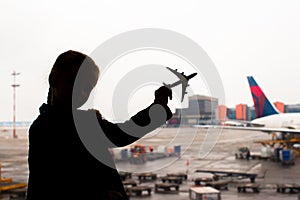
[273,148,283,161]
[174,145,181,156]
[279,149,296,165]
[189,186,221,200]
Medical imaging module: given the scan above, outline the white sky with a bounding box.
[1,0,300,121]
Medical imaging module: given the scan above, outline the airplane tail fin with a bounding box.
[247,76,279,118]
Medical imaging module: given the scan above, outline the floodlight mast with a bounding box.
[11,71,20,139]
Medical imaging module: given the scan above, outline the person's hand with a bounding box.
[154,86,172,106]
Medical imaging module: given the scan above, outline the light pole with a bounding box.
[11,71,20,139]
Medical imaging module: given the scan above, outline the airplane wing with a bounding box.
[180,80,187,102]
[212,117,265,128]
[165,67,188,102]
[166,67,185,80]
[194,125,300,134]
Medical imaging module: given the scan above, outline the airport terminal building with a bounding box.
[168,95,218,126]
[168,95,300,126]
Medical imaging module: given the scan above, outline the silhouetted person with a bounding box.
[26,50,172,200]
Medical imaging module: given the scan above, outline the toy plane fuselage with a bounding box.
[164,67,197,102]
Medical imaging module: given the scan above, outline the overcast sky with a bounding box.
[1,0,300,122]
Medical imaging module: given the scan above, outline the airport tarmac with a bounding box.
[1,127,300,199]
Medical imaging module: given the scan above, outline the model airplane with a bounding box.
[164,67,197,102]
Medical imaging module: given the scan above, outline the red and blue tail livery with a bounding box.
[247,76,279,118]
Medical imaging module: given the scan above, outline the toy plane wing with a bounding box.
[164,67,197,102]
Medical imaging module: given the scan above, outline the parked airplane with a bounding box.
[247,76,300,131]
[196,76,300,134]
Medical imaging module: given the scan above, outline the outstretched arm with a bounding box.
[99,86,173,147]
